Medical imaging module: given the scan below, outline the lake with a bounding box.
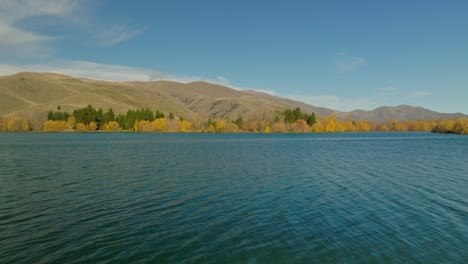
[0,132,467,263]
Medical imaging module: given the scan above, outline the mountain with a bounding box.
[0,72,343,121]
[346,105,466,123]
[0,72,466,124]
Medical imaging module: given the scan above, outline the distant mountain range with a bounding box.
[0,72,466,122]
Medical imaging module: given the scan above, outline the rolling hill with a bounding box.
[0,72,466,124]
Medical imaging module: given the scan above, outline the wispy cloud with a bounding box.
[251,89,276,95]
[0,0,75,56]
[97,25,147,46]
[332,53,368,73]
[213,76,276,94]
[0,0,145,57]
[0,61,203,82]
[215,76,230,85]
[0,61,276,97]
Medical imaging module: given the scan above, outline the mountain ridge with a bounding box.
[0,72,466,124]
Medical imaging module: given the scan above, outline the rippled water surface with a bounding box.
[0,132,467,263]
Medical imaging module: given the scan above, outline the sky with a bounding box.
[0,0,467,113]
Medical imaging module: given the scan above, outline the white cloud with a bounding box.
[333,53,368,73]
[0,0,75,56]
[0,22,50,46]
[215,76,230,85]
[97,25,147,46]
[0,61,277,98]
[0,61,196,82]
[0,0,144,57]
[0,0,76,20]
[251,89,276,95]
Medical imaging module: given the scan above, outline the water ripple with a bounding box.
[0,133,467,263]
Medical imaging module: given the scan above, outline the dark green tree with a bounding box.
[103,108,115,123]
[233,115,244,128]
[155,110,165,119]
[307,112,316,126]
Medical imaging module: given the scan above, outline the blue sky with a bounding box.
[1,0,467,113]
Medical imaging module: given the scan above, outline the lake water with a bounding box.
[0,132,467,263]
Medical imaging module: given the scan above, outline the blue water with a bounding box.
[0,132,467,263]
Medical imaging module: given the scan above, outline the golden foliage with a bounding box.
[225,122,239,133]
[7,118,30,132]
[205,125,215,133]
[67,116,76,129]
[88,121,97,131]
[356,121,371,132]
[75,123,88,132]
[153,118,168,132]
[291,119,309,133]
[179,120,192,132]
[311,121,324,132]
[105,121,121,132]
[214,118,227,133]
[433,118,468,134]
[272,121,287,133]
[4,108,468,135]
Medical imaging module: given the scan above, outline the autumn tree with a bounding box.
[89,121,98,131]
[356,121,371,132]
[292,119,309,133]
[311,121,324,133]
[272,121,287,133]
[179,120,191,132]
[75,123,88,132]
[105,121,121,132]
[7,118,29,132]
[152,118,168,132]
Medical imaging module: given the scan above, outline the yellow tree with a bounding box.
[7,118,27,132]
[292,119,309,133]
[138,120,152,132]
[356,121,371,132]
[152,118,168,132]
[22,119,30,132]
[214,118,227,133]
[105,121,121,132]
[67,116,76,129]
[89,121,98,131]
[179,120,192,132]
[453,118,468,134]
[272,121,287,133]
[324,115,337,132]
[133,120,140,132]
[225,122,239,133]
[343,121,356,132]
[392,121,408,132]
[76,123,88,132]
[311,121,324,132]
[205,124,215,133]
[44,120,59,132]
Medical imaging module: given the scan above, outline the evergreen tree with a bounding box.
[307,112,316,126]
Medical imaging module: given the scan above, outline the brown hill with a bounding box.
[0,72,466,126]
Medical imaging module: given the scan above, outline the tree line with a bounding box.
[1,105,467,134]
